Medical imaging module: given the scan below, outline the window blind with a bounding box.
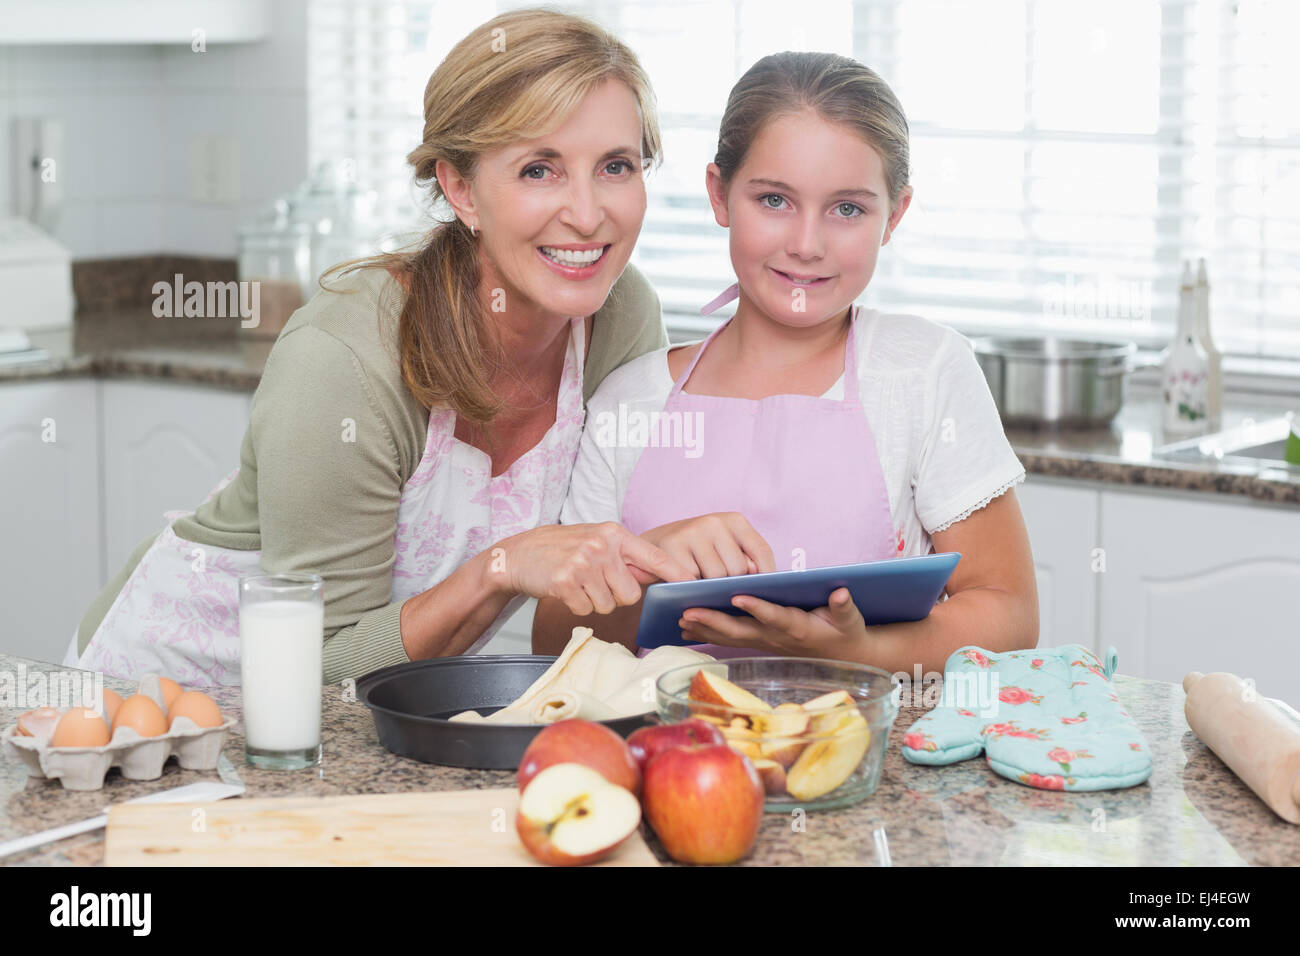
[308,0,1300,359]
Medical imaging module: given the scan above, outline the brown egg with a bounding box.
[15,707,62,738]
[158,677,184,712]
[50,707,111,748]
[167,691,223,730]
[111,694,168,738]
[102,687,123,723]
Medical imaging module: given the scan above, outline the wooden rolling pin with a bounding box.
[1183,671,1300,824]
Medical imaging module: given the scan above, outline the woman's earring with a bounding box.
[470,223,478,238]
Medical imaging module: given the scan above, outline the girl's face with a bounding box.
[439,78,648,325]
[705,109,911,327]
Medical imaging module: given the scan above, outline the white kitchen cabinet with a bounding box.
[0,380,101,663]
[1015,477,1101,651]
[1098,487,1300,703]
[479,599,537,656]
[101,380,249,578]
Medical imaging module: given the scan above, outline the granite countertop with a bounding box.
[2,654,1296,866]
[4,310,1300,502]
[5,309,269,391]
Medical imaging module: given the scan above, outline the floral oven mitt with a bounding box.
[901,644,1152,791]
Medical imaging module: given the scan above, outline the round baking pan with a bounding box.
[356,655,654,770]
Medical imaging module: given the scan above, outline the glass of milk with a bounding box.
[239,572,324,769]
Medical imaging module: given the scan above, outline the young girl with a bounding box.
[534,52,1037,675]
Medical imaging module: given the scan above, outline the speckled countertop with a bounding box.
[4,310,269,391]
[4,311,1300,501]
[2,654,1297,866]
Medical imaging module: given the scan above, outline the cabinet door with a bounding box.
[0,380,101,663]
[1099,488,1300,703]
[478,598,537,656]
[1015,477,1100,652]
[101,381,249,577]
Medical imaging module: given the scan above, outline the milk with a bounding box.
[239,599,323,752]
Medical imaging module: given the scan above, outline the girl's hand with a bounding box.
[493,523,695,616]
[679,587,870,657]
[641,512,777,580]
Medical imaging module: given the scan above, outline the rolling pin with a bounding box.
[1183,671,1300,824]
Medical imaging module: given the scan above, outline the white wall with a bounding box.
[0,0,308,259]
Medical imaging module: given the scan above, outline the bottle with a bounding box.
[1162,261,1210,436]
[1194,258,1224,429]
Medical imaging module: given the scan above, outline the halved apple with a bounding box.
[785,709,871,802]
[688,670,771,714]
[515,763,642,866]
[751,758,788,796]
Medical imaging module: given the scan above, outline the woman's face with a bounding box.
[705,109,911,328]
[445,78,649,325]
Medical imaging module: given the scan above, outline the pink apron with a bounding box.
[75,317,588,688]
[621,283,896,658]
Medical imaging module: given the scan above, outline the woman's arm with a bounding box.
[532,513,776,655]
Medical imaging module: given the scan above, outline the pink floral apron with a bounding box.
[76,316,587,688]
[621,283,896,658]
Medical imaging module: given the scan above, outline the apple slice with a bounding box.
[688,670,771,714]
[751,758,788,796]
[722,719,764,760]
[785,710,871,802]
[755,702,810,768]
[516,763,642,866]
[801,690,855,716]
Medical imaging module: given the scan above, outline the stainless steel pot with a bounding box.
[971,337,1163,428]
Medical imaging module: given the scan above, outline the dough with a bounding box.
[448,627,714,725]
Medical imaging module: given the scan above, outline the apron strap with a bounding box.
[842,304,861,403]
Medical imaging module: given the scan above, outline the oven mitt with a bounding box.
[901,644,1152,791]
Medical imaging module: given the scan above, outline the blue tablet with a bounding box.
[635,552,962,649]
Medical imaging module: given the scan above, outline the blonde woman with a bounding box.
[70,9,693,687]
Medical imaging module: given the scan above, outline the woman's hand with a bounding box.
[679,587,870,658]
[492,522,696,616]
[641,512,777,580]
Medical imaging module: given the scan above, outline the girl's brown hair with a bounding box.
[328,8,662,426]
[713,51,909,209]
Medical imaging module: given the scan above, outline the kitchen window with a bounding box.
[308,0,1300,365]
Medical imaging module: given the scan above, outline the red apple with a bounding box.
[517,719,640,796]
[626,719,727,772]
[642,743,765,864]
[516,763,642,866]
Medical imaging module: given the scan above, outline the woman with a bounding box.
[69,9,693,688]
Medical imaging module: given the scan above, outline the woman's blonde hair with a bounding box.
[713,51,909,209]
[330,7,662,426]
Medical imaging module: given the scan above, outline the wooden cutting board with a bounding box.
[104,788,659,866]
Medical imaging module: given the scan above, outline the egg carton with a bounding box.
[1,673,235,791]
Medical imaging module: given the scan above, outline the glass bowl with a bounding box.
[655,657,900,812]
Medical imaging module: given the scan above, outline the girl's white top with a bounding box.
[561,308,1027,559]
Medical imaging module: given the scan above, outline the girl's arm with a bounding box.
[841,488,1038,675]
[678,489,1038,674]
